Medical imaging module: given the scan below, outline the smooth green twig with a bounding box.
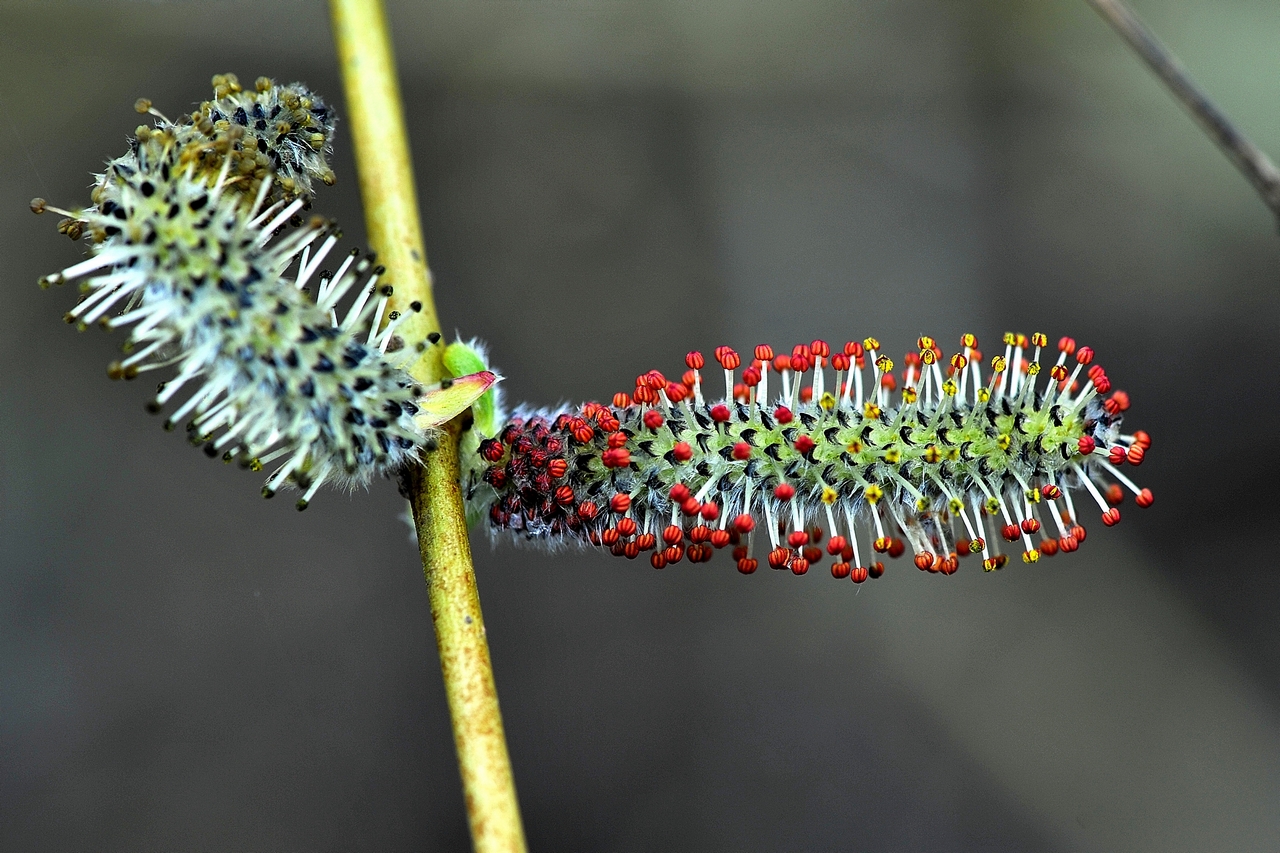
[1086,0,1280,224]
[329,1,528,850]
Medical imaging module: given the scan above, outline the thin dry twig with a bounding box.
[1087,0,1280,223]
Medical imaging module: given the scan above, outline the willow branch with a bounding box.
[329,1,528,850]
[1086,0,1280,223]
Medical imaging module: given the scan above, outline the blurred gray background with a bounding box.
[3,0,1279,850]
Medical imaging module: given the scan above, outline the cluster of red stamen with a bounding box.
[465,333,1152,584]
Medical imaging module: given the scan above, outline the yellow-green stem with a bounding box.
[329,2,527,850]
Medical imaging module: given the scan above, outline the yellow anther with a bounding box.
[916,497,930,512]
[950,353,967,370]
[949,497,964,514]
[1026,487,1042,503]
[961,333,977,348]
[864,484,883,504]
[977,388,991,402]
[1003,332,1016,345]
[917,335,935,351]
[996,433,1012,451]
[1022,549,1040,564]
[884,448,901,464]
[875,355,893,372]
[941,379,957,397]
[990,355,1007,373]
[902,386,918,404]
[923,445,941,463]
[945,447,960,461]
[863,402,881,420]
[1027,362,1041,376]
[846,440,862,454]
[985,497,1001,515]
[921,348,936,365]
[822,486,838,505]
[819,392,837,411]
[1031,332,1048,347]
[134,98,152,115]
[1016,334,1029,347]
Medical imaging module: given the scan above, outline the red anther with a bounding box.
[610,493,631,513]
[1136,488,1154,508]
[787,530,809,548]
[1058,336,1076,355]
[602,448,631,468]
[1095,377,1113,396]
[769,354,787,374]
[803,545,823,563]
[790,354,811,373]
[570,419,595,444]
[940,556,959,575]
[1021,518,1041,534]
[685,351,705,370]
[810,340,830,359]
[1071,524,1087,542]
[904,352,921,369]
[808,526,823,543]
[607,431,628,449]
[971,537,986,552]
[672,441,693,462]
[831,561,852,579]
[873,537,891,553]
[914,552,935,571]
[880,373,897,392]
[709,404,731,422]
[1075,346,1094,365]
[644,370,667,390]
[731,441,752,461]
[670,483,691,503]
[1060,535,1079,553]
[528,449,549,469]
[1087,364,1106,381]
[663,525,684,545]
[1001,524,1020,542]
[790,557,810,575]
[1039,538,1059,557]
[733,514,755,533]
[664,544,684,564]
[577,500,598,520]
[643,410,664,431]
[1133,430,1151,450]
[737,558,758,574]
[717,348,741,370]
[624,541,641,559]
[888,538,906,559]
[773,405,794,424]
[1078,436,1096,455]
[547,458,568,479]
[768,547,791,569]
[754,344,774,362]
[850,565,869,583]
[681,496,701,515]
[846,341,864,357]
[799,387,813,402]
[1105,483,1124,505]
[733,383,749,401]
[689,525,711,543]
[609,541,627,557]
[700,501,719,521]
[794,435,816,455]
[742,367,761,387]
[831,353,850,371]
[827,535,848,556]
[1127,445,1145,466]
[479,438,505,462]
[1108,446,1126,465]
[774,483,796,501]
[956,538,971,557]
[664,382,687,403]
[602,527,620,546]
[732,545,749,561]
[635,533,657,551]
[710,529,732,548]
[613,391,632,408]
[1041,484,1062,499]
[554,485,575,506]
[651,552,668,570]
[633,385,658,404]
[841,544,854,561]
[950,353,968,371]
[617,517,637,537]
[682,370,698,388]
[1102,507,1121,527]
[1050,364,1068,382]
